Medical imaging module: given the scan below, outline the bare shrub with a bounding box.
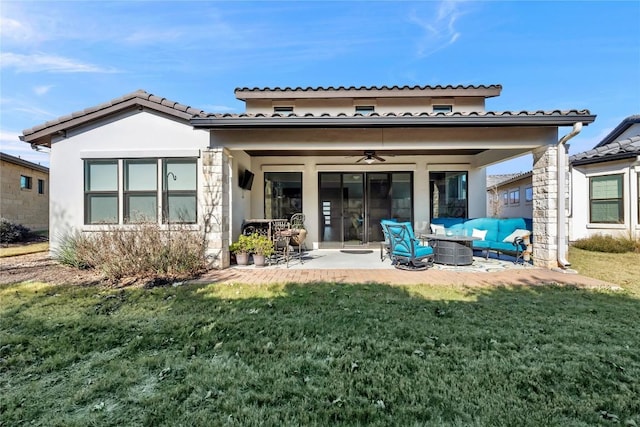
[572,233,639,254]
[55,223,206,282]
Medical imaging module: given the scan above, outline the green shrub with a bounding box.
[54,223,206,282]
[572,233,639,253]
[0,218,31,243]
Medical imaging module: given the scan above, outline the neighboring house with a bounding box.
[569,115,640,240]
[0,152,49,231]
[486,172,533,219]
[20,85,596,269]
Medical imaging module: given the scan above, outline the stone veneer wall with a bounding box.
[0,159,49,230]
[532,144,565,269]
[201,148,231,269]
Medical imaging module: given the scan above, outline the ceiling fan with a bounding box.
[356,150,386,164]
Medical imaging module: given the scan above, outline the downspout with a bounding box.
[557,122,582,268]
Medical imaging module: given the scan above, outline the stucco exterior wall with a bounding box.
[48,109,210,254]
[245,96,487,115]
[0,159,49,230]
[570,159,639,240]
[488,176,534,219]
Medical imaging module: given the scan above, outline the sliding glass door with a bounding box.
[319,172,412,246]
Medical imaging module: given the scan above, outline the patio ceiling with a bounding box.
[244,149,486,157]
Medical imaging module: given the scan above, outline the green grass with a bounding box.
[1,281,639,426]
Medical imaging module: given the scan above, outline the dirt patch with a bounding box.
[0,252,104,286]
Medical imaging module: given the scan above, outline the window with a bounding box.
[264,172,302,220]
[85,160,118,224]
[525,186,533,202]
[84,158,197,225]
[273,106,293,113]
[509,189,520,205]
[38,179,45,194]
[502,192,508,205]
[590,174,623,223]
[20,175,32,189]
[429,171,468,218]
[433,105,453,113]
[355,105,375,114]
[125,159,157,222]
[163,159,197,223]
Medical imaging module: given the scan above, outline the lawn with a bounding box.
[1,278,639,426]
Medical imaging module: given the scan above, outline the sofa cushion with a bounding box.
[430,223,445,235]
[472,228,488,240]
[497,218,527,242]
[502,229,530,243]
[463,218,499,242]
[472,240,491,249]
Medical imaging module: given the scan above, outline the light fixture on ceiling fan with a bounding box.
[356,150,386,164]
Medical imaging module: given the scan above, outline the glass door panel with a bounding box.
[342,174,364,245]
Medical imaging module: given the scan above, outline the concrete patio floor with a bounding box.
[192,249,618,289]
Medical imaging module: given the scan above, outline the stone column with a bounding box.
[532,144,559,269]
[202,148,231,269]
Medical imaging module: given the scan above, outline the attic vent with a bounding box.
[433,105,453,113]
[274,106,293,113]
[355,105,375,114]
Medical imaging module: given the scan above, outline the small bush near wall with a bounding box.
[54,223,206,283]
[572,233,640,254]
[0,218,31,244]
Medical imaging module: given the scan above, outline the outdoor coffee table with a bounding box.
[420,234,480,266]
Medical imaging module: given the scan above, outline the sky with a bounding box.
[1,0,639,175]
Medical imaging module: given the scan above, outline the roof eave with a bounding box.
[21,98,194,145]
[571,152,640,166]
[191,114,597,129]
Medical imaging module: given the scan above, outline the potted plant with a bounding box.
[248,233,274,267]
[230,234,252,265]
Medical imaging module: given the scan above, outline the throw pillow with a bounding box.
[430,224,445,235]
[472,228,488,240]
[502,229,531,243]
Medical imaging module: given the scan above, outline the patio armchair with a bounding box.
[382,221,434,270]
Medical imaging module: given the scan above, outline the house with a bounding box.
[486,172,533,220]
[0,152,49,231]
[569,115,640,240]
[20,85,596,269]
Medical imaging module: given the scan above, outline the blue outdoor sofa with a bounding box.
[434,217,532,262]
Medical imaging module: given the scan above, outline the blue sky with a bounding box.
[1,0,639,174]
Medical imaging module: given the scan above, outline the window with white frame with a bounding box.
[589,174,623,223]
[84,158,197,225]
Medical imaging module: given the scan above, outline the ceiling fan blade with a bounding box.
[355,156,367,163]
[373,154,386,162]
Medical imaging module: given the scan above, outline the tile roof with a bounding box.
[570,135,640,165]
[192,110,596,128]
[235,84,503,100]
[21,90,206,146]
[486,172,530,189]
[593,115,640,149]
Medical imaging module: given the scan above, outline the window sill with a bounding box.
[83,223,201,232]
[586,223,627,229]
